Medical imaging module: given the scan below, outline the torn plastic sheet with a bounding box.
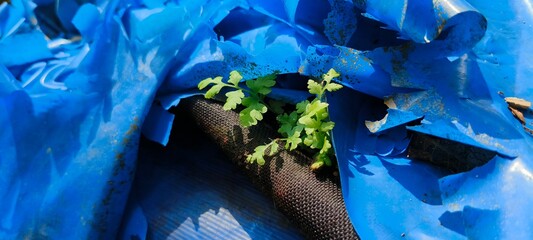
[0,0,532,239]
[1,0,194,238]
[0,31,53,66]
[439,156,533,239]
[0,1,26,41]
[327,1,533,239]
[329,88,527,239]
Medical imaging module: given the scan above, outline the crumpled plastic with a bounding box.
[327,1,532,239]
[1,0,186,238]
[0,0,531,239]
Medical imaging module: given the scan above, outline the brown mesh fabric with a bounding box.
[178,96,359,240]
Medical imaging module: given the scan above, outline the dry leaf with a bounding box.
[509,106,526,124]
[505,97,531,110]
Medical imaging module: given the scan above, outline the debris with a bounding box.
[508,106,526,124]
[505,97,531,110]
[365,114,388,133]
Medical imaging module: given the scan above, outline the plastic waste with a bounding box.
[0,0,531,239]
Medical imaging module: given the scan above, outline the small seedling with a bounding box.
[198,69,342,169]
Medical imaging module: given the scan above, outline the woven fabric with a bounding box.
[179,97,359,240]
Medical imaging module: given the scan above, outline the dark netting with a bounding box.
[408,132,497,173]
[177,96,359,240]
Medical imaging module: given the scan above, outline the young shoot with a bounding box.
[198,69,342,170]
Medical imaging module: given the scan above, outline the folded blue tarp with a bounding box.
[0,0,531,239]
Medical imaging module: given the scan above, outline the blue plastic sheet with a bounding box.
[1,0,185,238]
[1,0,532,239]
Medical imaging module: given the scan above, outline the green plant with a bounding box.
[198,69,342,170]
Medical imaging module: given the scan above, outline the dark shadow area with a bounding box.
[408,132,497,173]
[346,10,408,50]
[214,7,275,40]
[348,154,374,176]
[438,211,466,236]
[380,158,445,205]
[462,207,501,239]
[294,0,331,34]
[34,3,80,39]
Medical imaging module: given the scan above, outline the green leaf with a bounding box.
[325,82,343,92]
[296,100,310,114]
[322,154,332,166]
[205,84,223,99]
[298,115,312,126]
[317,111,329,121]
[247,74,276,95]
[213,76,224,84]
[241,96,256,107]
[307,80,322,96]
[298,116,321,129]
[258,74,277,87]
[198,77,215,90]
[228,70,243,86]
[320,121,335,132]
[304,126,316,135]
[311,153,331,170]
[247,145,267,165]
[200,76,225,99]
[318,152,332,166]
[269,99,286,115]
[268,141,279,156]
[242,97,268,113]
[246,155,253,163]
[278,111,298,124]
[286,134,302,151]
[199,69,341,169]
[305,99,329,117]
[240,108,257,127]
[303,134,314,147]
[310,160,324,171]
[249,108,264,120]
[320,138,332,154]
[239,97,268,127]
[285,125,303,151]
[323,68,340,83]
[309,131,326,149]
[277,112,298,136]
[223,90,245,110]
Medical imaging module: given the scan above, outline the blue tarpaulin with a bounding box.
[0,0,531,239]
